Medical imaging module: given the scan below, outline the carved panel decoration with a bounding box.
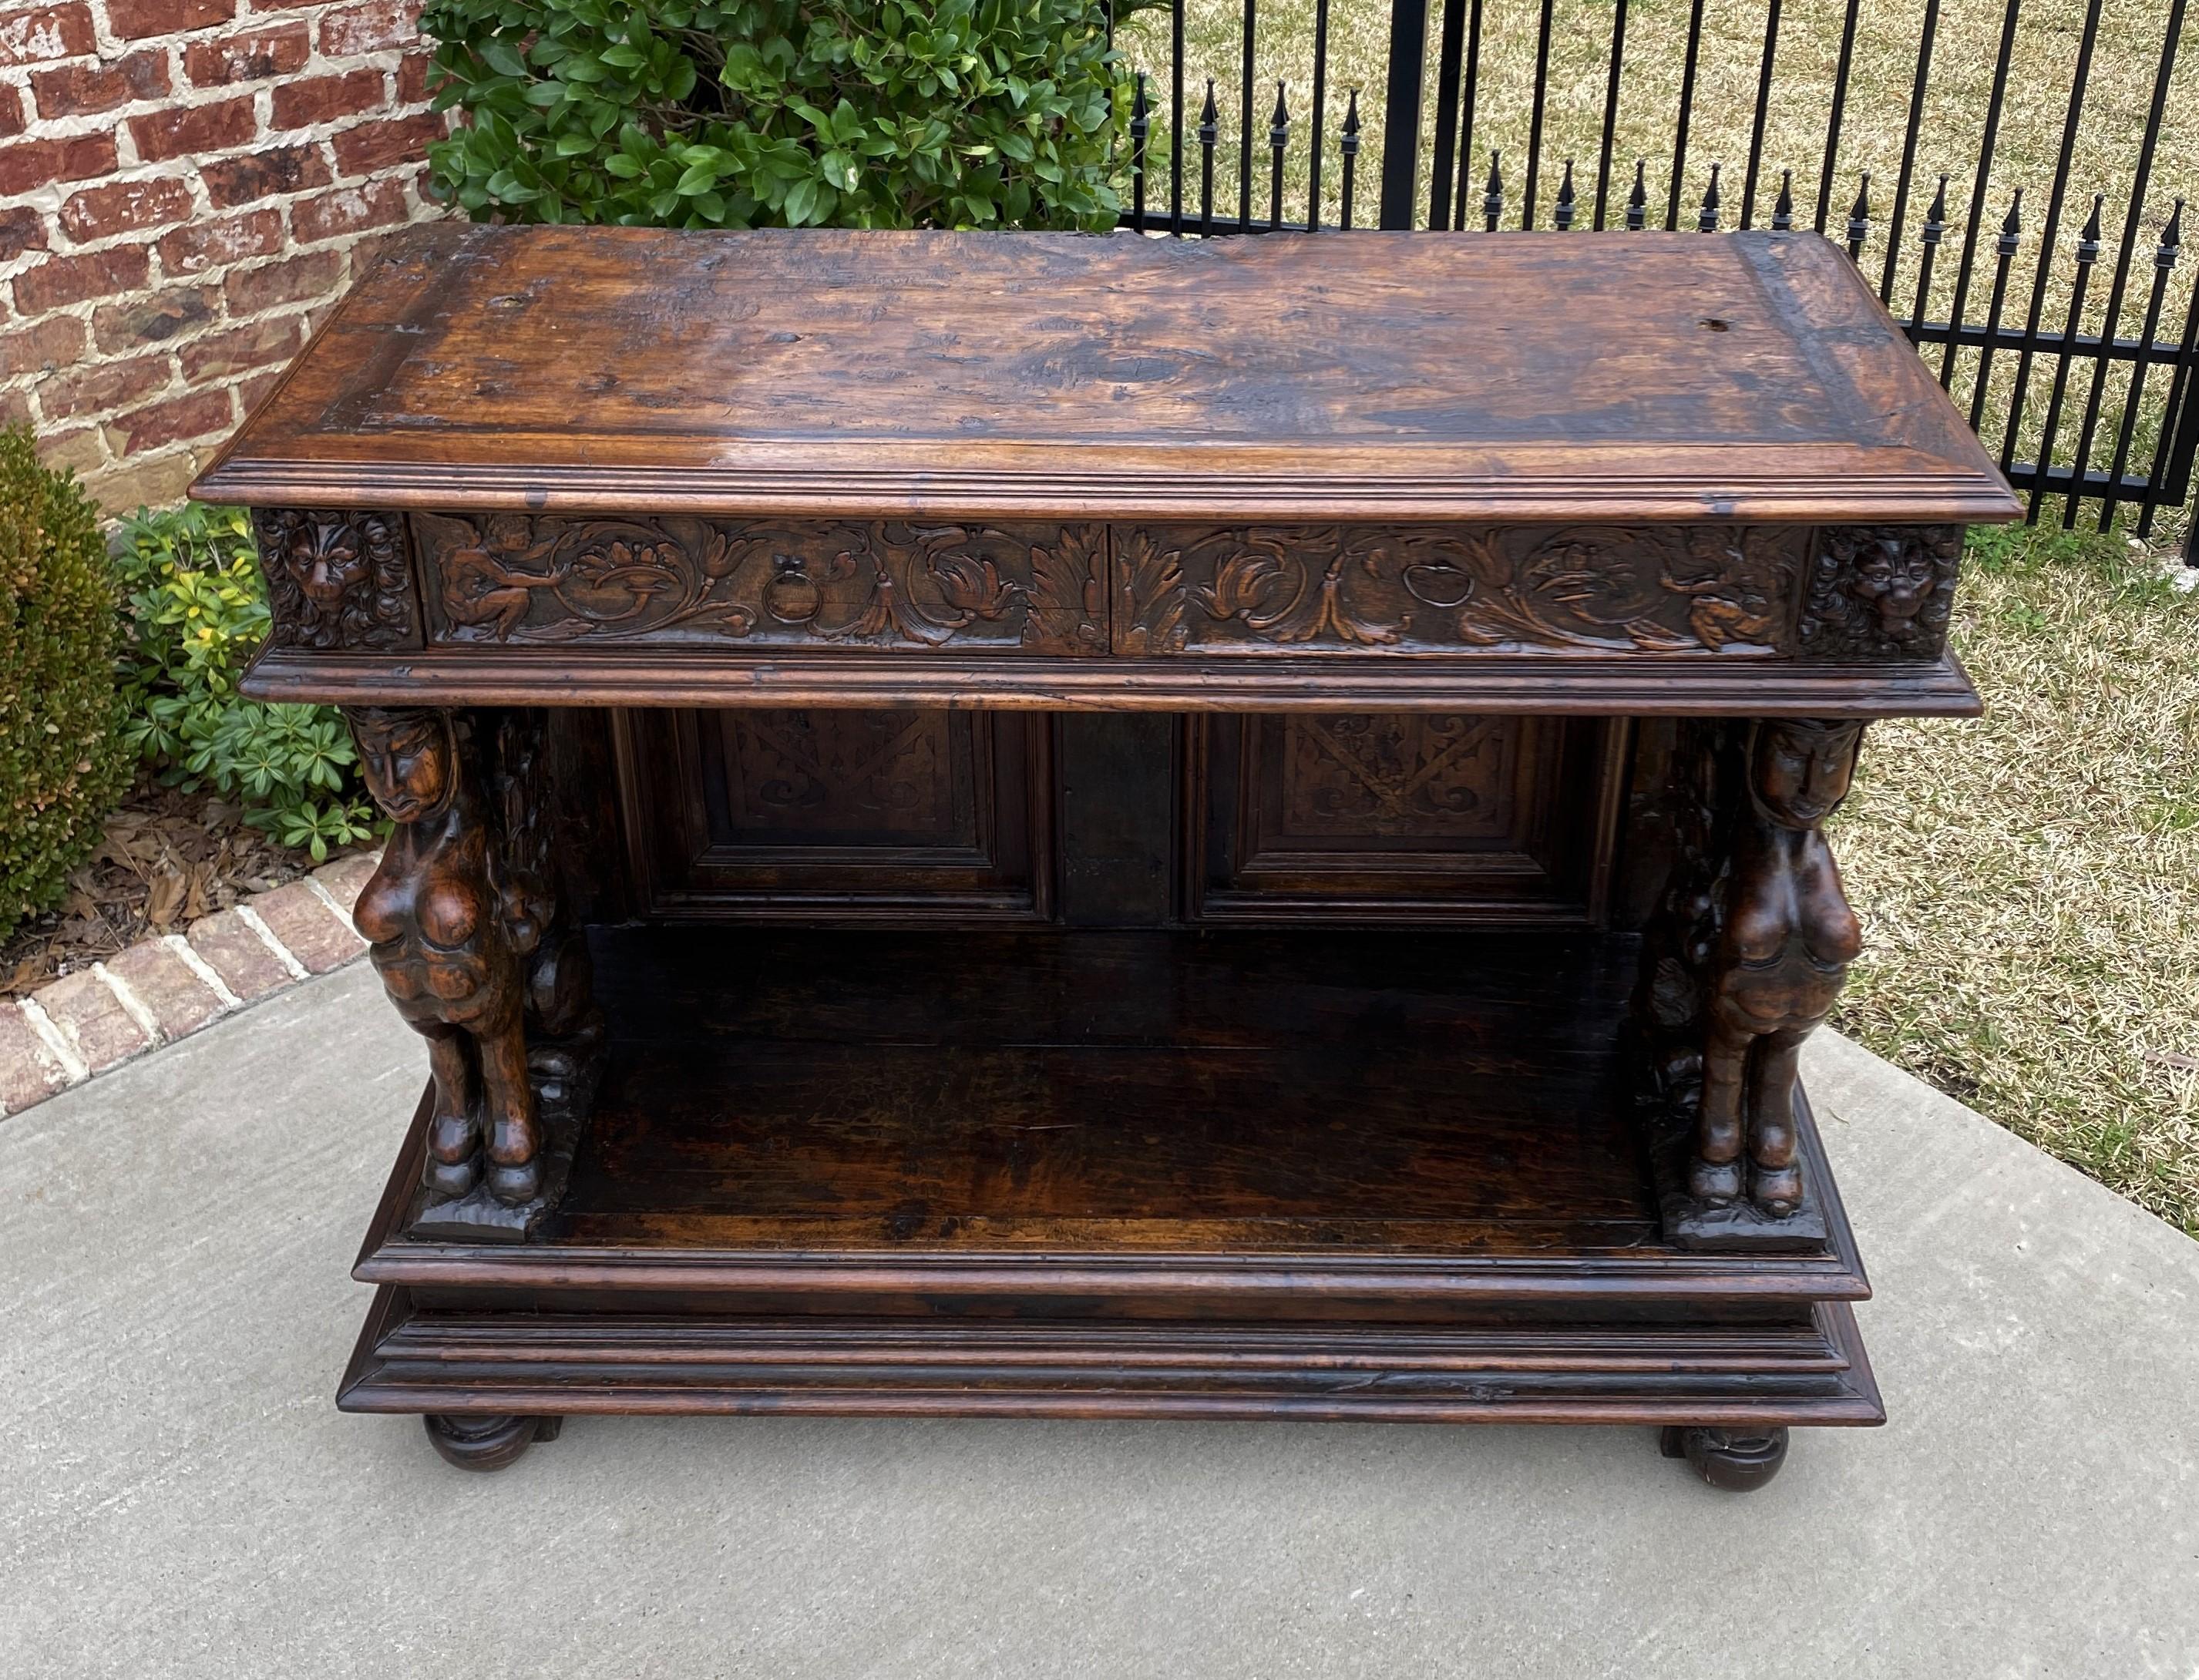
[1797,526,1962,659]
[254,508,420,650]
[1114,525,1805,657]
[1187,713,1620,923]
[415,513,1108,654]
[1273,714,1519,841]
[719,709,966,845]
[617,707,1047,922]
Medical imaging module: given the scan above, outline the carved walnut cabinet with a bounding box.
[193,225,2018,1487]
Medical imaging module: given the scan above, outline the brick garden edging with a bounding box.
[0,848,377,1117]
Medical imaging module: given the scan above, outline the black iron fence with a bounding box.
[1108,0,2199,539]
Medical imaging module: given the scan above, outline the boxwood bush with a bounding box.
[421,0,1131,230]
[0,427,130,942]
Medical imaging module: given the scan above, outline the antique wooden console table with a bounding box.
[193,224,2017,1488]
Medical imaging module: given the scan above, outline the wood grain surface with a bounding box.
[353,926,1873,1310]
[193,225,2019,524]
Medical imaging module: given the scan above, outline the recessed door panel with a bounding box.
[618,707,1049,922]
[1186,714,1621,924]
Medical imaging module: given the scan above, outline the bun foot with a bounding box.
[422,1413,562,1472]
[1659,1425,1789,1492]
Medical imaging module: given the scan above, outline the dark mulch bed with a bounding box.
[2,778,356,999]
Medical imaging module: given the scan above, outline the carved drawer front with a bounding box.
[415,513,1108,654]
[618,707,1049,923]
[1188,713,1621,923]
[1114,524,1812,657]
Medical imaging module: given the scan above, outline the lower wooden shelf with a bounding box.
[341,926,1882,1439]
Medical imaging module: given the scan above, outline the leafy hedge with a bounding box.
[422,0,1128,230]
[114,505,375,862]
[0,427,131,942]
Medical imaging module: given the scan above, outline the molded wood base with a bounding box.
[342,1288,1881,1429]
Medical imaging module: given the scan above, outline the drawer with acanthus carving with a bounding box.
[411,513,1111,655]
[247,509,1962,665]
[1112,523,1938,659]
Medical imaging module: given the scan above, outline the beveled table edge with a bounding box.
[243,644,1983,717]
[189,462,2026,526]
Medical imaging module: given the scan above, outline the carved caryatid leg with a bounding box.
[1644,717,1864,1251]
[347,706,591,1235]
[419,1023,482,1198]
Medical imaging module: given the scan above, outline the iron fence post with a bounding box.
[1377,0,1430,230]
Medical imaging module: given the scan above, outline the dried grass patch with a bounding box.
[1832,527,2199,1235]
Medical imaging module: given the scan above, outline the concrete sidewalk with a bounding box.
[3,963,2195,1680]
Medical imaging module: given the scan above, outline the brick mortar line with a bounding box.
[8,995,76,1094]
[91,957,163,1042]
[165,931,242,1010]
[0,182,441,306]
[234,900,312,980]
[303,874,355,922]
[1,46,425,150]
[0,132,440,284]
[0,116,435,252]
[2,946,370,1115]
[18,993,91,1085]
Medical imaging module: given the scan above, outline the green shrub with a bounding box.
[114,503,376,862]
[0,427,131,942]
[421,0,1127,230]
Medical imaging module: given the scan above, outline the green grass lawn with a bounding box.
[1833,529,2199,1236]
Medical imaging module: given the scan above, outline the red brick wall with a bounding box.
[1,0,446,511]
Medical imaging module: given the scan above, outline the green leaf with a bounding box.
[478,39,528,79]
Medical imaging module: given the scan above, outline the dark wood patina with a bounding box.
[194,224,2018,1487]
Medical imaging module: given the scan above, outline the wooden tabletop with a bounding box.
[194,223,2018,525]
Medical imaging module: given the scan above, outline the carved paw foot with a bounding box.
[488,1158,543,1206]
[1659,1425,1789,1492]
[1687,1158,1743,1204]
[422,1413,563,1472]
[424,1110,481,1199]
[487,1112,543,1206]
[1750,1164,1804,1218]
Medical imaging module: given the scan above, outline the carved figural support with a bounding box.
[1690,718,1865,1217]
[348,707,546,1207]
